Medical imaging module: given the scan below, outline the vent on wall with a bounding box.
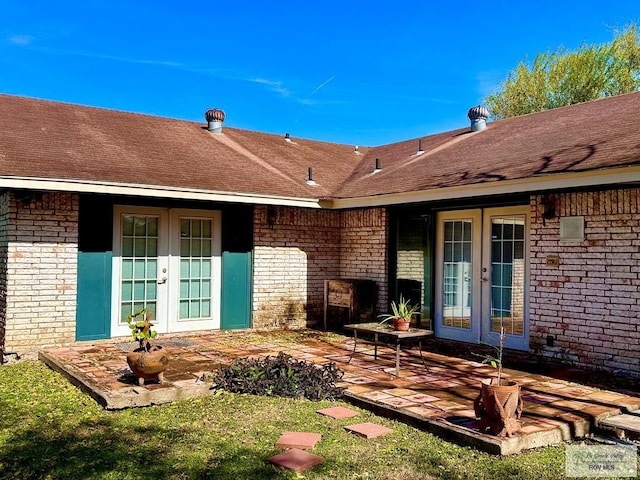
[560,216,585,242]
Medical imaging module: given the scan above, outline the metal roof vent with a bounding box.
[468,105,489,132]
[205,108,225,134]
[306,167,318,186]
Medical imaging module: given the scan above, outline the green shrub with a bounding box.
[211,352,344,401]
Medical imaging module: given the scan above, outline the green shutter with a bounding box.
[76,251,112,340]
[221,251,252,330]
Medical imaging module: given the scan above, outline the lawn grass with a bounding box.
[0,361,574,479]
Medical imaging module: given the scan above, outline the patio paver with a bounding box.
[38,329,640,456]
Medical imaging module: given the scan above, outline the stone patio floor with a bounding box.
[39,329,640,456]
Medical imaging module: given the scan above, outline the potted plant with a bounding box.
[473,326,523,437]
[125,308,169,386]
[378,295,419,331]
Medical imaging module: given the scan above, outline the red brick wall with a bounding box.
[529,188,640,377]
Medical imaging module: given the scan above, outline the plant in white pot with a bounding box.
[473,326,524,437]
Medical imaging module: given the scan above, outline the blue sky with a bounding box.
[1,1,638,146]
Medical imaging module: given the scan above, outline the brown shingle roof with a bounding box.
[333,92,640,199]
[1,92,639,205]
[0,94,366,201]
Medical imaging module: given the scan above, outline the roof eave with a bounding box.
[0,176,323,209]
[322,166,640,209]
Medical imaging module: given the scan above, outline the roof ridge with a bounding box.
[206,130,303,187]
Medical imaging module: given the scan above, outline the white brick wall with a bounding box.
[253,206,388,328]
[253,206,341,328]
[529,188,640,377]
[339,209,388,313]
[1,192,79,354]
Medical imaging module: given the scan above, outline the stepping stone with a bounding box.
[345,422,393,439]
[268,448,324,473]
[276,431,322,449]
[316,406,359,419]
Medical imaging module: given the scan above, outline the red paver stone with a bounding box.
[379,396,417,408]
[404,393,439,403]
[268,448,324,473]
[276,432,322,449]
[316,406,360,419]
[345,422,393,439]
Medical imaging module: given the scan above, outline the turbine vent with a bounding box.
[468,105,489,132]
[205,108,225,133]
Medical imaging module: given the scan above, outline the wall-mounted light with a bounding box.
[540,194,555,225]
[266,206,278,229]
[16,191,43,206]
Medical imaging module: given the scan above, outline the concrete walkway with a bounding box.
[39,329,640,456]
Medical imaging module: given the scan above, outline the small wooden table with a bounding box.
[343,322,434,376]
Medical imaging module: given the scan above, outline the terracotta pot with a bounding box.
[392,317,411,331]
[473,378,523,437]
[126,345,169,386]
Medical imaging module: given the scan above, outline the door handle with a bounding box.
[481,277,488,282]
[157,276,167,284]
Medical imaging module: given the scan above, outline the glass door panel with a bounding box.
[482,207,528,350]
[168,210,221,332]
[442,220,473,329]
[112,207,169,337]
[435,210,481,343]
[395,216,431,328]
[178,218,213,320]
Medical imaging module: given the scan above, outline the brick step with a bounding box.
[597,411,640,441]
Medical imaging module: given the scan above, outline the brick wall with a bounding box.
[253,206,388,328]
[1,192,79,355]
[339,209,389,314]
[253,206,341,328]
[0,193,8,360]
[529,188,640,377]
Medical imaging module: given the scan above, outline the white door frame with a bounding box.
[167,209,222,332]
[434,206,529,350]
[434,209,482,344]
[480,206,530,351]
[111,206,221,337]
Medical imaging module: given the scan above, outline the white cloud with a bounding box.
[250,77,291,98]
[9,35,34,46]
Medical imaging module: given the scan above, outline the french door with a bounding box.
[111,207,221,337]
[435,206,529,350]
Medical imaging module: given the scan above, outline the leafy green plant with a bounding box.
[211,352,344,401]
[378,294,420,324]
[477,326,505,384]
[125,308,157,352]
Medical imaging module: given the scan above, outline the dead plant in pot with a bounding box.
[125,308,169,386]
[473,326,524,437]
[378,295,419,332]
